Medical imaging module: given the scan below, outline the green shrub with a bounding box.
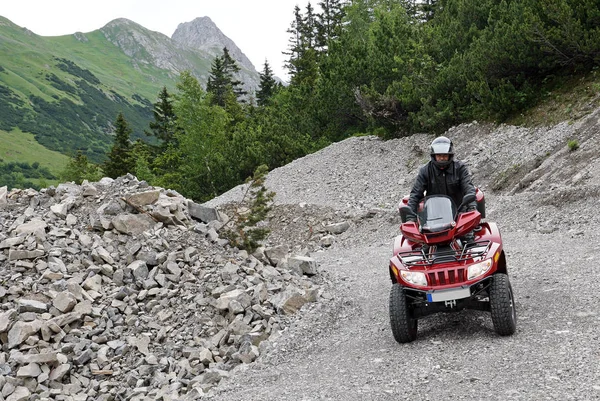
[60,151,102,184]
[568,139,579,151]
[221,165,275,253]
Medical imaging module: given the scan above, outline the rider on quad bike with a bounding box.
[407,136,478,242]
[388,136,516,343]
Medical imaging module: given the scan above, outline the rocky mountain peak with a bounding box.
[103,18,145,31]
[172,16,256,73]
[96,16,259,91]
[98,18,202,75]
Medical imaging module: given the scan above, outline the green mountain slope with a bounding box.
[0,129,69,187]
[0,16,254,167]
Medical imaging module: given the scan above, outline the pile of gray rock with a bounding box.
[0,175,326,400]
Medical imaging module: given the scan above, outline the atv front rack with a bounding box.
[397,240,491,267]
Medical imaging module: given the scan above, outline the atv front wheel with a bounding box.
[489,273,517,336]
[389,284,418,343]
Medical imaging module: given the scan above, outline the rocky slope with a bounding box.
[0,176,326,400]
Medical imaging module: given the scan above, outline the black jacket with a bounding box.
[407,160,476,213]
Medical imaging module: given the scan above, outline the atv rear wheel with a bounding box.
[389,284,418,343]
[489,273,517,336]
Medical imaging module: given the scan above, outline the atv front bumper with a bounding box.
[404,276,492,318]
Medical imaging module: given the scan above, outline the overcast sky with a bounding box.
[2,0,307,80]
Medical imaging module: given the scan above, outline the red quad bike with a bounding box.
[388,189,517,343]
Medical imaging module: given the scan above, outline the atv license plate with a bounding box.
[427,288,471,302]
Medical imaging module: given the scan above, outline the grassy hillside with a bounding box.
[0,128,69,188]
[0,16,218,167]
[0,17,196,107]
[0,129,68,170]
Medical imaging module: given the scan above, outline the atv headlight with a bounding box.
[467,259,492,280]
[400,270,427,286]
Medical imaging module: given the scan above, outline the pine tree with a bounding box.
[302,2,318,50]
[206,55,229,107]
[145,86,178,150]
[206,47,247,106]
[222,47,247,101]
[103,112,134,178]
[316,0,346,51]
[419,0,440,21]
[284,3,320,84]
[256,60,278,106]
[284,5,305,77]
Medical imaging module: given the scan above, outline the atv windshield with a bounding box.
[418,195,457,233]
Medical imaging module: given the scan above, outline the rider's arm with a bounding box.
[458,162,477,211]
[407,165,428,214]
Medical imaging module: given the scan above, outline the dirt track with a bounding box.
[212,193,600,400]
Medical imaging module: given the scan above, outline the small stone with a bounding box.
[16,363,41,378]
[18,299,48,313]
[5,386,31,401]
[48,363,71,381]
[53,291,78,313]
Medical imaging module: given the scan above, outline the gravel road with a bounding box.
[205,118,600,400]
[210,195,600,400]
